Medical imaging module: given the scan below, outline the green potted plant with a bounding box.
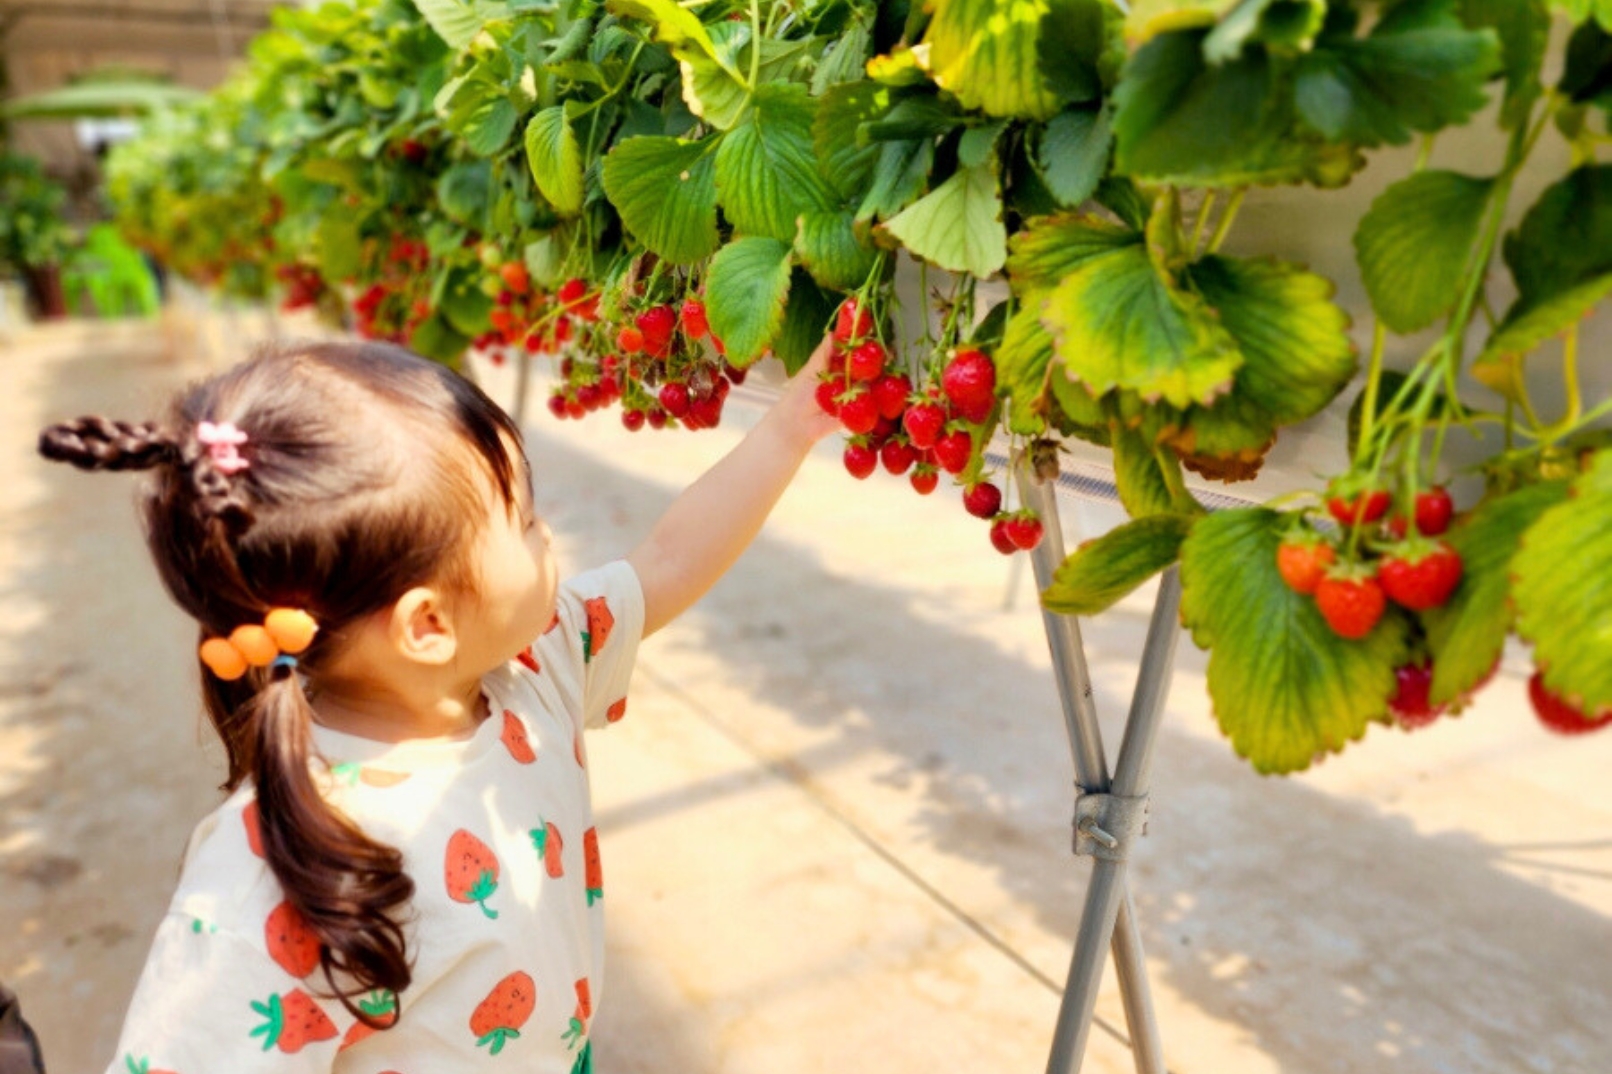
[0,151,74,319]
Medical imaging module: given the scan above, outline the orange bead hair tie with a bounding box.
[199,608,318,681]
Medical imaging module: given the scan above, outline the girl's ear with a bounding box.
[389,586,458,666]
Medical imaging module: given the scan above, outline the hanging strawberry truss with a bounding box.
[103,0,1612,770]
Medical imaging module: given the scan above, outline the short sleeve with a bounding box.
[106,913,344,1074]
[525,560,645,732]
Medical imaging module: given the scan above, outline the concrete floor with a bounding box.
[2,313,1610,1074]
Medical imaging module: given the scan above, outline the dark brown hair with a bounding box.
[38,340,527,1024]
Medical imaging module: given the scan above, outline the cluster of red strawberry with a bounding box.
[1277,485,1463,640]
[351,235,433,343]
[274,263,325,313]
[475,265,601,361]
[811,299,1042,552]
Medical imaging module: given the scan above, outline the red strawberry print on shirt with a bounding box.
[445,829,501,919]
[249,989,338,1053]
[500,710,537,764]
[582,597,614,662]
[583,828,602,906]
[470,971,536,1055]
[606,697,627,723]
[530,820,565,878]
[243,799,264,859]
[123,1056,177,1074]
[338,989,398,1052]
[516,644,540,675]
[561,977,592,1051]
[545,611,561,634]
[265,900,320,978]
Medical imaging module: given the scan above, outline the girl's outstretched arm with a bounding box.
[628,336,840,637]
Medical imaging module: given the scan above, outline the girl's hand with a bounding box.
[773,335,840,447]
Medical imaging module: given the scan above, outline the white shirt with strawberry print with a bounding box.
[106,562,643,1074]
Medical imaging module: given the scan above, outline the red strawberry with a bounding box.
[1276,537,1336,595]
[470,971,537,1056]
[838,390,879,435]
[1326,488,1391,526]
[871,374,910,420]
[1004,511,1045,551]
[516,644,540,675]
[941,350,996,422]
[637,305,676,350]
[583,597,614,661]
[501,711,537,764]
[989,518,1017,555]
[1528,673,1612,735]
[903,402,946,449]
[880,438,917,475]
[558,277,587,306]
[1378,541,1463,610]
[607,697,627,723]
[847,340,886,382]
[444,830,501,919]
[583,828,603,906]
[250,989,338,1054]
[617,325,644,353]
[243,799,264,859]
[834,298,874,343]
[265,900,320,978]
[531,821,565,878]
[932,429,973,474]
[963,482,1002,519]
[339,989,398,1051]
[1314,570,1386,639]
[622,409,646,432]
[1388,661,1446,730]
[909,464,939,495]
[499,262,529,296]
[658,382,690,418]
[680,299,708,338]
[1388,486,1456,538]
[843,441,877,480]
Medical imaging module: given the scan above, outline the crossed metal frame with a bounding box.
[1014,452,1181,1074]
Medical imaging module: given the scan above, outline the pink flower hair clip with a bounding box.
[196,420,250,475]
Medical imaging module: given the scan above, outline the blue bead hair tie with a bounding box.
[270,654,299,679]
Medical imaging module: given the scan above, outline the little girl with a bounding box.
[38,336,835,1073]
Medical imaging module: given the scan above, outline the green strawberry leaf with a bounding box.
[1112,29,1361,188]
[1353,169,1495,334]
[997,306,1058,435]
[878,162,1008,278]
[1038,0,1123,105]
[1123,0,1240,43]
[1294,0,1502,146]
[919,0,1062,120]
[1457,0,1549,129]
[525,106,584,215]
[1043,513,1195,615]
[1421,480,1570,705]
[855,138,934,224]
[1037,106,1113,208]
[1186,253,1357,424]
[1204,0,1327,63]
[1112,423,1175,517]
[1041,243,1243,408]
[1512,451,1612,716]
[315,210,361,283]
[1006,211,1139,297]
[436,159,493,230]
[715,84,837,243]
[1552,0,1612,31]
[772,268,838,375]
[1179,508,1410,773]
[608,0,749,129]
[601,136,720,265]
[1160,388,1276,464]
[1472,272,1612,400]
[814,81,886,202]
[795,210,877,292]
[810,19,871,95]
[705,236,794,366]
[445,77,517,157]
[1559,20,1612,108]
[410,0,504,50]
[1502,164,1612,307]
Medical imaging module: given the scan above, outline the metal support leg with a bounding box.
[1017,453,1178,1074]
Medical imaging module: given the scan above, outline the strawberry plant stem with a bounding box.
[1189,190,1216,257]
[1353,320,1388,467]
[1204,186,1246,255]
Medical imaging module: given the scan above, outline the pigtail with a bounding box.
[248,667,414,1025]
[39,417,177,472]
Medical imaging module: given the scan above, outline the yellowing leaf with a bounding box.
[1043,514,1196,615]
[920,0,1062,120]
[879,162,1008,278]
